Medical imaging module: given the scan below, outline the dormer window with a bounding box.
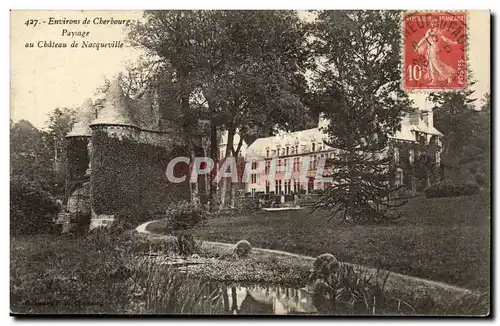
[410,112,419,125]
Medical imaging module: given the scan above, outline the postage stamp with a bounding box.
[402,11,468,91]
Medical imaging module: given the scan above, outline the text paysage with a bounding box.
[61,29,90,38]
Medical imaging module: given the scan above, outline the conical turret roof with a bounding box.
[66,98,95,137]
[90,79,137,127]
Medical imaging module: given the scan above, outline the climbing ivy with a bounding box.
[65,137,90,197]
[389,136,442,192]
[90,129,191,219]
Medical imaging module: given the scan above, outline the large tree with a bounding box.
[10,120,55,190]
[128,10,311,209]
[308,10,412,223]
[45,107,77,175]
[429,87,490,187]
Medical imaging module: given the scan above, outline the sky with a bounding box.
[10,10,490,129]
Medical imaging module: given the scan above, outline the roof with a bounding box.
[66,98,95,137]
[245,126,329,159]
[90,79,138,127]
[245,111,444,157]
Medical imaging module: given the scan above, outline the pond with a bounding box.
[190,280,415,315]
[196,282,335,315]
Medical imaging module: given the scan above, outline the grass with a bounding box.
[148,192,490,291]
[10,230,224,314]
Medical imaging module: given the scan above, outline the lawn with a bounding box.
[149,192,490,290]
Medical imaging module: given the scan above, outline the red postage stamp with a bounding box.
[402,11,467,91]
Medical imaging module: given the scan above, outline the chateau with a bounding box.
[220,99,444,196]
[65,79,191,229]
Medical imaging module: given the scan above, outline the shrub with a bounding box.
[424,180,480,198]
[236,197,260,213]
[162,201,206,256]
[234,240,252,258]
[166,201,206,231]
[10,175,60,236]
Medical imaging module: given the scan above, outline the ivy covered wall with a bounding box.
[390,135,442,192]
[90,129,190,218]
[65,137,90,197]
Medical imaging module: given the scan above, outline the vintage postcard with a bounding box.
[10,10,491,316]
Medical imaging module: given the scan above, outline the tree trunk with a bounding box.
[202,139,210,200]
[219,128,235,210]
[209,121,218,212]
[230,182,236,208]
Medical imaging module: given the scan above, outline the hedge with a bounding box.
[424,180,480,198]
[10,175,60,235]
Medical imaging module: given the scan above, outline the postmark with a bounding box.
[402,11,467,91]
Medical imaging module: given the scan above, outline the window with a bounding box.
[308,178,314,192]
[312,143,316,152]
[286,147,289,156]
[294,157,300,171]
[265,160,271,174]
[295,145,299,154]
[251,174,257,184]
[409,112,419,125]
[275,180,279,194]
[396,169,404,186]
[266,149,269,158]
[282,148,285,156]
[394,147,400,166]
[265,180,270,193]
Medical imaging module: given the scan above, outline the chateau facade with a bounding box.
[220,101,444,196]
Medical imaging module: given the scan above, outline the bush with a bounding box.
[165,201,206,231]
[424,180,480,198]
[234,240,252,258]
[162,201,206,256]
[10,176,60,236]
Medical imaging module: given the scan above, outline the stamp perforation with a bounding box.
[400,10,470,93]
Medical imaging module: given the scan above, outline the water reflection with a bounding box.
[208,283,319,315]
